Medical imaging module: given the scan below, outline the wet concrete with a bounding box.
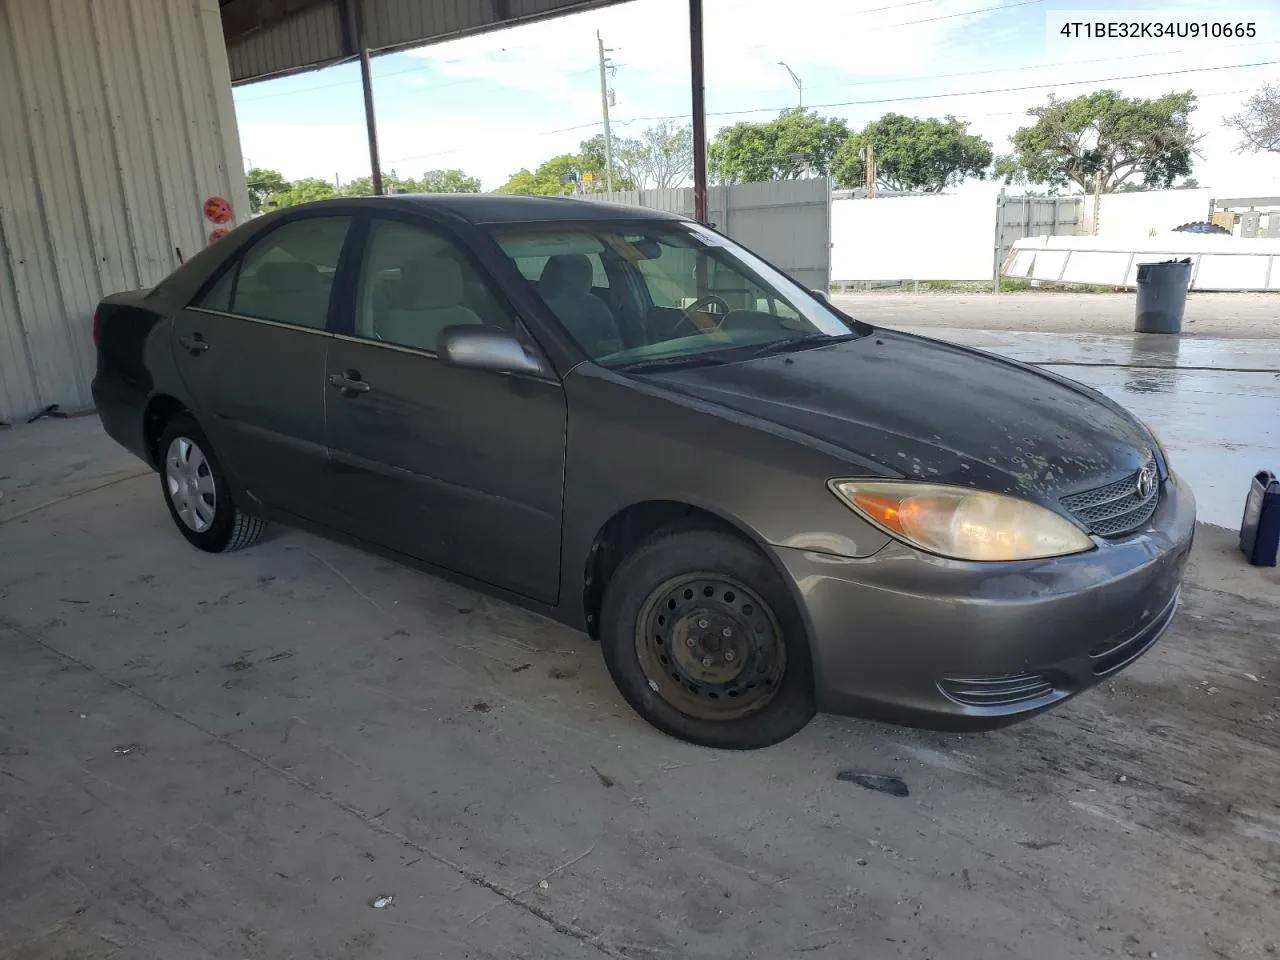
[894,327,1280,529]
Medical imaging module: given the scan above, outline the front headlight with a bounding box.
[829,480,1094,562]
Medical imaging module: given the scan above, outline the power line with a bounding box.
[551,57,1279,133]
[802,38,1280,95]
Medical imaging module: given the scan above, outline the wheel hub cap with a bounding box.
[165,436,216,533]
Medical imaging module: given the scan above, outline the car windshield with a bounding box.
[492,221,860,368]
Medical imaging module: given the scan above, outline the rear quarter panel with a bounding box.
[92,292,189,465]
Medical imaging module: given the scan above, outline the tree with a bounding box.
[609,123,695,189]
[265,177,338,209]
[417,169,482,193]
[994,90,1199,193]
[245,167,288,214]
[709,109,851,184]
[497,150,613,196]
[1225,82,1280,155]
[830,113,992,192]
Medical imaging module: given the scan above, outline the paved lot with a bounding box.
[833,291,1280,339]
[2,418,1278,960]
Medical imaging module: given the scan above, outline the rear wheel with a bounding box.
[158,415,266,553]
[600,529,815,749]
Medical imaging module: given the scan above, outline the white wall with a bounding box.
[831,193,998,283]
[1085,188,1217,238]
[0,0,249,422]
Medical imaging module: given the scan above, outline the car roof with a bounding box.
[360,193,689,226]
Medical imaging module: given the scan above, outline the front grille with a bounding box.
[938,672,1055,708]
[1088,590,1180,675]
[1061,457,1160,537]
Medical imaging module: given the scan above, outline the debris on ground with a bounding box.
[1117,775,1128,783]
[836,771,909,797]
[368,894,394,909]
[112,744,141,756]
[538,880,549,890]
[471,701,491,713]
[511,662,532,673]
[26,404,67,423]
[1243,673,1259,682]
[590,765,615,788]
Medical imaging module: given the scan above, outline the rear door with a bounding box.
[323,214,567,603]
[174,214,352,517]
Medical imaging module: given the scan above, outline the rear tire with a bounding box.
[157,414,266,553]
[600,529,816,749]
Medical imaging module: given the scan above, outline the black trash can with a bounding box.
[1134,258,1193,334]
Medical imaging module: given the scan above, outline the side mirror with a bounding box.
[439,325,547,376]
[811,288,830,302]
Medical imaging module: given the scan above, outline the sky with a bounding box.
[232,0,1280,194]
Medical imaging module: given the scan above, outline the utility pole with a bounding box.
[1092,172,1104,235]
[863,142,876,198]
[689,0,708,224]
[597,31,615,193]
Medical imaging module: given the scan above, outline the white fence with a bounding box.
[830,192,1081,284]
[594,179,831,291]
[1004,234,1280,291]
[1085,188,1217,238]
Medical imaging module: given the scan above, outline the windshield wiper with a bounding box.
[746,332,858,359]
[615,354,730,373]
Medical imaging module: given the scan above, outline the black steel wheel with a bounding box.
[600,528,815,749]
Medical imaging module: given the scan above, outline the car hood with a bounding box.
[640,330,1155,505]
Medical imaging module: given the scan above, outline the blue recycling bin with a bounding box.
[1240,470,1280,567]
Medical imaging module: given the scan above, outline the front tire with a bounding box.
[158,414,266,553]
[600,529,816,749]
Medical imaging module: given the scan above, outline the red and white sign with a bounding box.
[203,195,233,225]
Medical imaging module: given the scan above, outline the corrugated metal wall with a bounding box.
[594,179,833,292]
[226,0,626,84]
[0,0,248,423]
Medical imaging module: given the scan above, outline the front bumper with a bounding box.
[775,472,1196,730]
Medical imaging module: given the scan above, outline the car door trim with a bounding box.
[187,306,337,337]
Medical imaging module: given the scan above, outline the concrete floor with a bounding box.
[2,417,1279,960]
[832,291,1280,339]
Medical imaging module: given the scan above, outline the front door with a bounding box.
[324,215,566,603]
[174,215,352,517]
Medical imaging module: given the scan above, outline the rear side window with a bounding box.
[193,217,351,329]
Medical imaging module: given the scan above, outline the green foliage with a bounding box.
[831,114,992,192]
[264,177,338,209]
[497,143,621,196]
[245,167,288,214]
[416,168,483,193]
[709,109,851,184]
[244,165,483,212]
[994,90,1199,193]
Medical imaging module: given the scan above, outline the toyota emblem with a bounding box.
[1136,464,1157,499]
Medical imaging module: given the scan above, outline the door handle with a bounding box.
[178,333,209,354]
[327,372,371,395]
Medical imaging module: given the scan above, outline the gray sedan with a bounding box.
[92,195,1195,748]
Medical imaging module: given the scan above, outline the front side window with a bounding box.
[492,222,855,368]
[194,216,351,329]
[354,219,504,353]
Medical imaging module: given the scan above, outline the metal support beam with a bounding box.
[350,0,383,195]
[689,0,708,225]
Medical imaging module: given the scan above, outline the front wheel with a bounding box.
[158,414,267,553]
[600,529,816,749]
